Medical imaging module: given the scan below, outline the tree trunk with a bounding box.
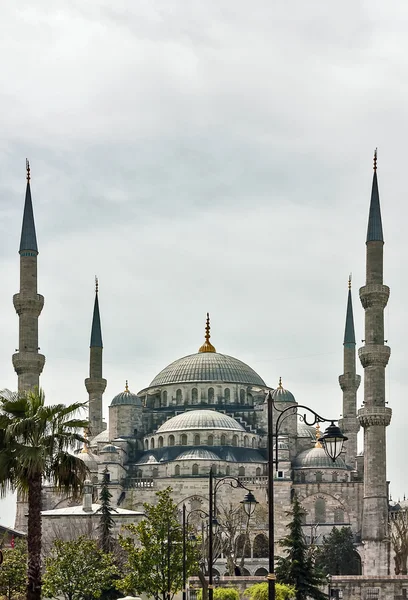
[27,473,42,600]
[198,570,208,600]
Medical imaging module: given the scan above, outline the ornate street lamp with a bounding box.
[320,422,348,462]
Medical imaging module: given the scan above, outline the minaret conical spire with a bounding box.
[344,275,356,346]
[19,160,38,255]
[366,148,384,243]
[90,277,103,348]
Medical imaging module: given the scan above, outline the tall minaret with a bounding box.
[85,278,107,438]
[338,276,361,468]
[12,161,45,392]
[357,150,392,575]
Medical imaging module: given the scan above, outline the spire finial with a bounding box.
[81,428,89,454]
[125,380,129,392]
[373,148,377,171]
[278,377,283,389]
[348,273,352,290]
[198,312,216,353]
[315,423,323,448]
[95,276,99,294]
[26,159,30,182]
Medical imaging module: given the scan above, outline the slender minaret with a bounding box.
[338,276,361,468]
[358,150,392,575]
[12,161,45,392]
[85,278,107,438]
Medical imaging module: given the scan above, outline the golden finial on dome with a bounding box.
[95,276,99,294]
[315,423,323,449]
[26,159,30,183]
[348,273,352,290]
[125,380,129,392]
[198,312,216,353]
[81,428,89,454]
[373,147,377,172]
[278,377,283,389]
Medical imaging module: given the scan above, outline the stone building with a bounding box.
[10,154,400,586]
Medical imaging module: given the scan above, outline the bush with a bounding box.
[197,588,239,600]
[244,582,296,600]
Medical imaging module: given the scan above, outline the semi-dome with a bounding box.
[156,410,245,433]
[149,352,266,387]
[101,444,119,453]
[292,447,347,470]
[297,421,317,440]
[111,382,142,407]
[177,448,221,461]
[271,378,295,403]
[79,449,99,472]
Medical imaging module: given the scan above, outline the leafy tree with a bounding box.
[0,539,27,600]
[42,537,117,600]
[390,509,408,574]
[244,582,296,600]
[315,527,361,576]
[98,468,116,553]
[117,487,200,600]
[276,496,326,600]
[0,388,89,600]
[198,588,240,600]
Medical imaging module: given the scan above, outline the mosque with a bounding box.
[11,154,395,585]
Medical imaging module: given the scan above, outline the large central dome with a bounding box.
[156,410,245,433]
[149,352,266,387]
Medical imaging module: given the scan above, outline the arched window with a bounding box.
[192,464,199,476]
[315,498,326,523]
[152,467,158,478]
[192,388,198,404]
[232,435,238,447]
[181,434,187,445]
[256,467,261,477]
[136,470,142,478]
[175,465,180,476]
[211,464,217,475]
[244,436,249,448]
[194,433,200,445]
[162,391,167,407]
[252,438,256,449]
[226,465,230,476]
[240,389,245,404]
[236,534,251,558]
[176,389,182,404]
[144,439,148,450]
[168,435,175,446]
[208,435,214,446]
[300,472,306,484]
[238,466,245,476]
[334,508,344,523]
[315,472,323,483]
[208,388,214,404]
[225,388,230,402]
[254,568,268,577]
[332,472,338,483]
[150,438,155,449]
[221,434,226,446]
[253,534,268,558]
[158,436,164,448]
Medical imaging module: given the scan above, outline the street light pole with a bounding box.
[183,504,187,600]
[267,390,276,600]
[208,468,214,600]
[167,519,171,600]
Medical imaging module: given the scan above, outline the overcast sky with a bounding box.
[1,1,408,527]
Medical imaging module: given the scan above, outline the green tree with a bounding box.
[315,527,361,576]
[42,537,117,600]
[198,588,240,600]
[117,487,200,600]
[0,539,27,600]
[0,388,89,600]
[98,468,115,553]
[276,496,326,600]
[244,582,296,600]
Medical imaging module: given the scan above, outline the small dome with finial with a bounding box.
[271,377,296,403]
[110,380,142,407]
[199,313,216,353]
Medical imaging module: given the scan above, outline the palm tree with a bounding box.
[0,387,89,600]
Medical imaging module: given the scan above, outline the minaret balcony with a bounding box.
[13,293,44,317]
[359,284,390,309]
[12,352,45,375]
[85,377,107,395]
[357,406,392,428]
[358,345,390,368]
[338,373,361,392]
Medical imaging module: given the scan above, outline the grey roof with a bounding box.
[42,504,142,517]
[134,445,266,464]
[176,448,221,461]
[111,389,142,407]
[149,352,266,387]
[344,288,356,346]
[19,182,38,254]
[366,171,384,242]
[79,450,99,471]
[90,292,103,348]
[90,429,109,445]
[297,421,316,440]
[271,386,295,403]
[292,447,347,470]
[156,410,245,433]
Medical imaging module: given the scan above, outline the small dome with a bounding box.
[274,437,289,450]
[136,453,159,465]
[101,444,119,453]
[156,410,245,434]
[111,382,142,407]
[297,421,316,440]
[271,378,295,403]
[292,447,347,470]
[89,429,109,445]
[177,448,221,461]
[79,450,99,472]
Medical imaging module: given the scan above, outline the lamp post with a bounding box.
[182,505,210,600]
[208,468,258,600]
[266,391,347,600]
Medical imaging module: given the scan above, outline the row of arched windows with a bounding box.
[160,387,251,407]
[298,471,346,483]
[307,498,345,524]
[144,434,258,450]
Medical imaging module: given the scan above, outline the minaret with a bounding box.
[338,276,361,468]
[357,150,392,575]
[85,278,107,438]
[12,161,45,392]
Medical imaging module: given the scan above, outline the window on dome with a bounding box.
[334,508,344,523]
[252,438,256,449]
[192,388,198,404]
[175,465,180,476]
[192,464,199,476]
[238,466,245,476]
[221,434,226,446]
[137,470,142,478]
[162,391,167,407]
[225,388,230,402]
[240,389,245,404]
[211,464,217,475]
[332,472,338,482]
[176,389,182,404]
[144,439,148,450]
[300,472,306,483]
[153,467,158,478]
[232,435,238,447]
[194,434,200,445]
[315,472,323,483]
[150,438,155,449]
[181,434,187,445]
[208,388,214,404]
[208,435,214,446]
[253,534,268,558]
[226,466,230,476]
[315,498,326,523]
[158,436,164,448]
[244,436,249,448]
[256,467,261,477]
[105,471,110,482]
[169,435,175,447]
